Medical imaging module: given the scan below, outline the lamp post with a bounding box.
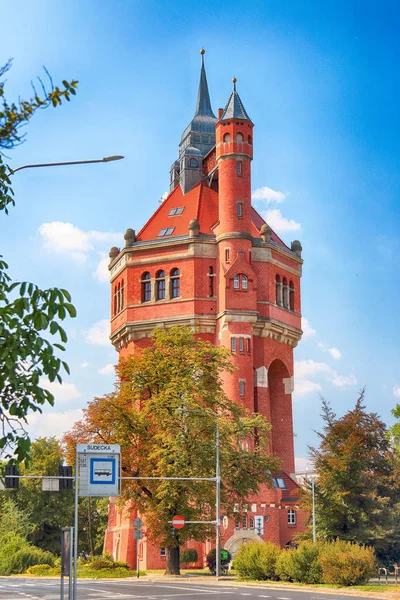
[178,408,221,578]
[10,155,124,174]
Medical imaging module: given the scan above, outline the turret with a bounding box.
[215,78,254,239]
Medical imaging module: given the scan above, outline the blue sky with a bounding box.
[1,0,399,470]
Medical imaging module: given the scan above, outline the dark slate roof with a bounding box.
[180,53,217,142]
[220,80,252,122]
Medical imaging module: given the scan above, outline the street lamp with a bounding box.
[10,155,124,174]
[178,408,221,578]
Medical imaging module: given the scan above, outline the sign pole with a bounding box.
[215,414,221,579]
[136,538,139,579]
[73,448,79,600]
[68,526,73,600]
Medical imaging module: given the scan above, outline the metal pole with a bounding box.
[10,156,124,174]
[60,567,64,600]
[136,538,139,579]
[215,414,221,579]
[73,449,79,600]
[68,526,73,600]
[312,478,316,542]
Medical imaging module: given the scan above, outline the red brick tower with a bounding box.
[104,52,306,568]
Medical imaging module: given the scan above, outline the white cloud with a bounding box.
[331,371,357,388]
[28,409,83,439]
[252,186,288,204]
[295,359,331,379]
[262,209,301,232]
[93,254,110,283]
[393,385,400,398]
[38,221,121,264]
[83,319,110,346]
[81,362,89,369]
[39,378,81,403]
[318,343,342,360]
[295,457,314,472]
[98,363,114,376]
[301,317,316,338]
[294,380,322,397]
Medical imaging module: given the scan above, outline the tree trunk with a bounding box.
[166,546,180,574]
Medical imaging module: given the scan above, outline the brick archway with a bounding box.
[224,530,263,558]
[268,359,294,474]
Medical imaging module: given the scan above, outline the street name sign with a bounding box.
[77,444,120,497]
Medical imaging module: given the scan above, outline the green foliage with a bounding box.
[180,548,198,564]
[319,540,376,586]
[0,61,78,459]
[85,553,129,570]
[6,547,55,575]
[276,542,322,584]
[26,563,57,575]
[206,548,231,573]
[305,390,400,561]
[234,541,280,581]
[63,326,279,574]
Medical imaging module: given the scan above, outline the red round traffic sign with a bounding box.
[172,515,185,529]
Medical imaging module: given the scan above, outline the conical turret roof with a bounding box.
[220,78,252,122]
[180,50,217,145]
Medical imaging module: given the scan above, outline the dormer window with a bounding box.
[188,158,198,168]
[169,207,184,216]
[158,227,175,237]
[234,275,240,289]
[234,274,248,290]
[272,477,286,489]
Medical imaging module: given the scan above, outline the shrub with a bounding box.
[87,554,115,570]
[234,541,280,580]
[276,542,322,584]
[26,564,59,576]
[319,540,376,586]
[7,546,55,575]
[181,548,198,565]
[206,548,231,573]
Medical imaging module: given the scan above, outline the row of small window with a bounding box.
[113,280,125,316]
[223,132,252,144]
[276,275,295,311]
[234,274,248,290]
[235,510,296,529]
[141,269,180,302]
[231,337,251,354]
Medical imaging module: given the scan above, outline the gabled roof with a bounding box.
[220,79,252,122]
[137,182,289,251]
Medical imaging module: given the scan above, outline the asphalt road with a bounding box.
[0,579,384,600]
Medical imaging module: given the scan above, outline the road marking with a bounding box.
[277,597,292,599]
[241,594,252,596]
[258,596,271,598]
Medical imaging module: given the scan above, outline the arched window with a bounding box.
[275,275,282,306]
[236,132,244,142]
[248,134,252,145]
[283,277,289,309]
[141,272,151,302]
[156,270,166,300]
[242,275,248,290]
[170,268,180,298]
[289,281,295,311]
[188,158,198,168]
[117,282,121,313]
[223,133,231,142]
[234,274,240,289]
[113,285,117,316]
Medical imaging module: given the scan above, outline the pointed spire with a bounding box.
[194,49,216,118]
[220,77,252,122]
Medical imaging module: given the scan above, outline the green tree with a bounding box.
[306,390,400,565]
[0,60,78,460]
[63,326,280,574]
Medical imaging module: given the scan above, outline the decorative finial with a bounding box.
[232,77,237,91]
[200,48,205,55]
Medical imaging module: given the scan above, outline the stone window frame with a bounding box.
[156,270,166,301]
[170,268,181,299]
[141,272,152,303]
